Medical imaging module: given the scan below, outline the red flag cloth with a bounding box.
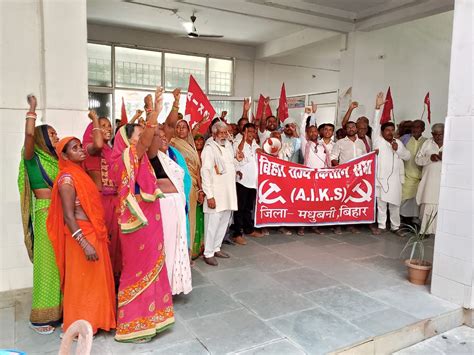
[256,94,273,120]
[424,92,431,124]
[120,97,128,127]
[185,75,216,134]
[278,83,289,123]
[380,87,393,124]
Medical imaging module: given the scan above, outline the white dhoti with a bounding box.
[161,192,192,295]
[377,197,401,230]
[419,203,438,234]
[204,210,232,258]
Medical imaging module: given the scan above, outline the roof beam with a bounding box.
[356,0,454,31]
[177,0,355,33]
[256,28,337,59]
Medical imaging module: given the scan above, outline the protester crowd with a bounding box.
[18,86,443,343]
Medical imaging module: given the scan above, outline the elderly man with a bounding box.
[372,92,411,235]
[201,121,238,266]
[401,120,427,223]
[415,123,444,235]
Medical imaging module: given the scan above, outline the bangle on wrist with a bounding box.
[26,111,37,116]
[92,127,102,132]
[72,228,83,238]
[25,116,37,120]
[145,108,152,113]
[146,122,158,128]
[172,106,179,112]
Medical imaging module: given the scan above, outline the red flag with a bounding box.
[256,94,273,120]
[120,97,128,127]
[185,75,216,134]
[424,92,431,124]
[380,87,393,124]
[278,83,289,123]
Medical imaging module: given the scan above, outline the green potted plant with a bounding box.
[400,212,437,285]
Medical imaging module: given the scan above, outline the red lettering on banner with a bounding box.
[255,152,376,226]
[185,75,216,134]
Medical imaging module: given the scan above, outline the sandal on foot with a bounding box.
[30,323,55,335]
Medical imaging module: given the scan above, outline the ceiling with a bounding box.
[87,0,453,55]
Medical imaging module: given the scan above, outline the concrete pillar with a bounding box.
[431,0,474,308]
[0,0,89,292]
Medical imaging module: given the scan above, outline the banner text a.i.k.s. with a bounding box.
[255,152,376,227]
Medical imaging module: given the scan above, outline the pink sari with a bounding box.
[82,123,121,279]
[110,126,174,342]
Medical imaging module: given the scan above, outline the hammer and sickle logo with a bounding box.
[258,179,286,205]
[344,179,372,203]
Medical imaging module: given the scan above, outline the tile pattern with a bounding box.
[0,227,461,354]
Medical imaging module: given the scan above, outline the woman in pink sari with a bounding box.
[82,111,122,281]
[110,88,174,343]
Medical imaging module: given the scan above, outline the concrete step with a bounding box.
[331,308,471,354]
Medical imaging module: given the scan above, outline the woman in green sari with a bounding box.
[18,95,61,334]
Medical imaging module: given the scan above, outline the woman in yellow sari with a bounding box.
[170,118,207,259]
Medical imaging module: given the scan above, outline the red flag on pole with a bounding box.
[120,97,128,127]
[424,92,431,124]
[256,94,273,120]
[278,83,289,123]
[380,87,393,124]
[185,75,216,134]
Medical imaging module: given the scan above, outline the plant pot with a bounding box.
[405,259,432,285]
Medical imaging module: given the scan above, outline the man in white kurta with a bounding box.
[415,124,444,235]
[372,95,411,234]
[201,121,238,266]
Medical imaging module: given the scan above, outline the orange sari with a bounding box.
[46,137,116,334]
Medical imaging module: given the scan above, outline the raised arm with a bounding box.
[129,109,144,124]
[136,87,163,159]
[242,97,251,119]
[341,101,358,128]
[147,125,163,159]
[372,92,385,139]
[86,110,104,156]
[299,117,308,157]
[163,88,181,142]
[259,96,270,133]
[192,113,211,137]
[24,95,37,160]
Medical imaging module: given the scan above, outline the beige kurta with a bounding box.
[372,110,411,206]
[201,138,238,214]
[415,138,442,234]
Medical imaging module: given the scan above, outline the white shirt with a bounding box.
[201,139,238,213]
[281,134,301,163]
[415,138,442,205]
[233,139,259,189]
[258,129,271,146]
[372,109,411,205]
[330,136,366,164]
[300,119,334,168]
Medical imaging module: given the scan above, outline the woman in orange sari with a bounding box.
[46,137,116,335]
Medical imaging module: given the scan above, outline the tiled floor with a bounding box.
[0,227,461,354]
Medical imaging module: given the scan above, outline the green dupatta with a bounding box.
[18,147,58,262]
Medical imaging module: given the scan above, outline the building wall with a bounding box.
[431,0,474,308]
[339,11,453,126]
[0,0,89,292]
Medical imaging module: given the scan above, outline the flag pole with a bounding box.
[420,104,426,121]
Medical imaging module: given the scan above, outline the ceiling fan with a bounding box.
[179,13,224,39]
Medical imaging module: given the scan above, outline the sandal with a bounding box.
[30,323,55,335]
[297,227,305,236]
[279,227,292,236]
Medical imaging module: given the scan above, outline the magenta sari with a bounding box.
[82,123,122,279]
[110,126,174,342]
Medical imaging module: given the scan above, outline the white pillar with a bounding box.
[431,0,474,308]
[0,0,89,292]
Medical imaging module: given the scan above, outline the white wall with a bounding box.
[431,0,474,308]
[339,11,453,126]
[0,0,89,292]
